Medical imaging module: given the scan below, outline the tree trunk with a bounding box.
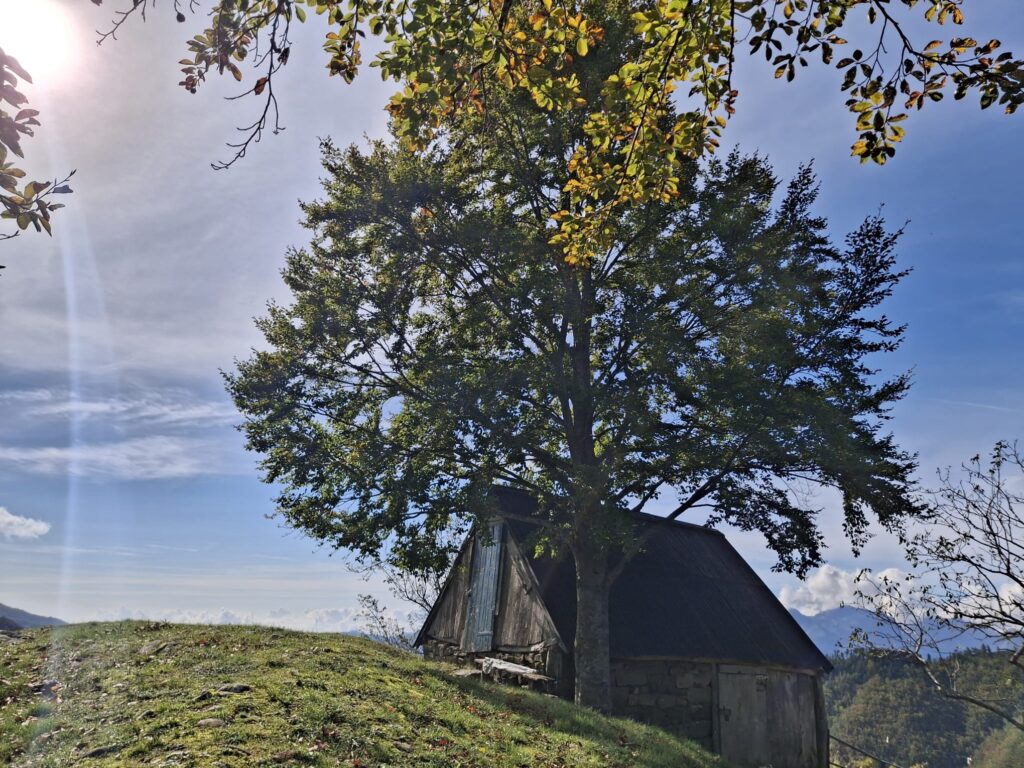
[573,533,612,712]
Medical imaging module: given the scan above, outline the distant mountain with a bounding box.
[0,616,21,631]
[789,606,874,655]
[790,605,995,656]
[0,603,65,628]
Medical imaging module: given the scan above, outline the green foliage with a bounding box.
[0,48,72,250]
[225,80,918,584]
[826,651,1024,768]
[91,0,1024,263]
[973,722,1024,768]
[0,622,725,767]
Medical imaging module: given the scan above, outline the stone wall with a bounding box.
[609,659,715,749]
[424,643,715,747]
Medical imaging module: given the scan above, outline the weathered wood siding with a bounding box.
[422,546,471,645]
[493,534,563,652]
[717,664,824,768]
[462,522,504,652]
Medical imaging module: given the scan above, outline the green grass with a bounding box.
[0,622,725,767]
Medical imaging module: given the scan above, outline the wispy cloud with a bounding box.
[2,388,237,427]
[0,507,51,540]
[0,389,59,404]
[0,435,236,480]
[930,398,1024,415]
[147,544,200,554]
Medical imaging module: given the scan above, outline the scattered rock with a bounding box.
[394,741,414,753]
[196,718,226,728]
[139,640,170,657]
[81,744,123,759]
[194,690,212,702]
[217,683,251,694]
[31,679,61,698]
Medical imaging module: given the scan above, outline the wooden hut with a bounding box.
[416,487,832,768]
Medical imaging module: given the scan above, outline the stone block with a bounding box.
[688,685,712,705]
[690,667,714,687]
[687,719,713,740]
[674,673,695,689]
[651,674,680,694]
[627,693,656,707]
[615,667,649,687]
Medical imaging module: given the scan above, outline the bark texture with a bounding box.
[573,532,612,712]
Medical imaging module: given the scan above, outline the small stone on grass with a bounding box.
[217,683,252,694]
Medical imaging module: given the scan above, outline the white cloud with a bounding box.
[0,507,51,540]
[0,435,237,480]
[779,565,908,616]
[2,388,237,428]
[100,606,366,634]
[0,389,59,403]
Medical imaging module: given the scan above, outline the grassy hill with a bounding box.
[0,622,724,767]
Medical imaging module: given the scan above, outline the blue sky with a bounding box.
[0,0,1021,630]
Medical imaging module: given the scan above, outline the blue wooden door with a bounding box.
[463,522,503,652]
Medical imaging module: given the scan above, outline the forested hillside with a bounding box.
[825,651,1023,768]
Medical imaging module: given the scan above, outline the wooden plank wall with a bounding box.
[462,523,504,652]
[425,549,471,644]
[717,664,822,768]
[493,534,561,651]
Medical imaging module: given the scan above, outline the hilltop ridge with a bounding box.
[0,603,65,629]
[0,621,724,767]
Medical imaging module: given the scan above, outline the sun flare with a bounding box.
[0,0,81,86]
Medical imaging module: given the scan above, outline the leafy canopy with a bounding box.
[226,92,919,577]
[92,0,1023,264]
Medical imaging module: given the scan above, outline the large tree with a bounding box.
[9,1,1022,256]
[226,88,920,710]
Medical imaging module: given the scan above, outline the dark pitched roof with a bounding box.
[494,486,832,672]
